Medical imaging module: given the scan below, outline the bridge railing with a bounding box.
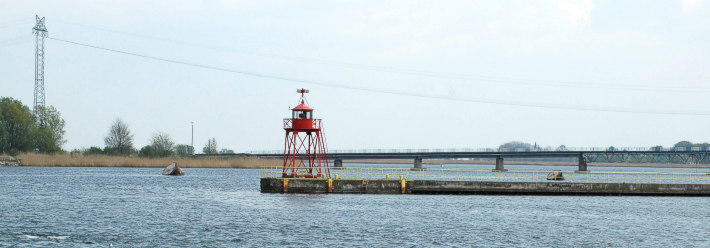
[248,146,710,154]
[262,167,710,184]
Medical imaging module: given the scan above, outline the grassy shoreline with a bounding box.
[15,153,281,168]
[9,154,710,169]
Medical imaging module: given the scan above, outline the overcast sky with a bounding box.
[1,0,709,152]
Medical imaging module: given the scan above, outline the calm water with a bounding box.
[1,165,710,247]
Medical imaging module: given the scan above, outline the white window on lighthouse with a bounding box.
[293,111,312,119]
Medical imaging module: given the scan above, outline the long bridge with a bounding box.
[247,147,710,172]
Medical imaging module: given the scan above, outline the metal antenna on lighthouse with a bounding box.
[33,15,48,113]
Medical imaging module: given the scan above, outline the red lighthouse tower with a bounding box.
[282,89,329,178]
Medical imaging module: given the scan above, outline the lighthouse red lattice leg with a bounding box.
[282,130,329,178]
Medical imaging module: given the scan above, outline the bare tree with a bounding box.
[150,132,175,157]
[203,137,217,154]
[104,118,134,155]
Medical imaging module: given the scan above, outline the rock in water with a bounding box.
[546,170,564,181]
[162,162,185,176]
[0,156,20,166]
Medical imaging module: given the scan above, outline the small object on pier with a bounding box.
[546,170,564,181]
[162,162,185,176]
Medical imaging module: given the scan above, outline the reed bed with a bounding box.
[15,154,705,169]
[16,153,281,168]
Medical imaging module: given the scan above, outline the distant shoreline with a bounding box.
[12,153,281,168]
[5,154,709,169]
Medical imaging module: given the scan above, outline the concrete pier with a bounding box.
[261,178,710,196]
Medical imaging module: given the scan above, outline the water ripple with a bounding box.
[1,166,709,247]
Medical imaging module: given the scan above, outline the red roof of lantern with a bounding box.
[292,101,313,111]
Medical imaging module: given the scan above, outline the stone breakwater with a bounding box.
[0,156,21,166]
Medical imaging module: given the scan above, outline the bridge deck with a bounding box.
[250,150,704,159]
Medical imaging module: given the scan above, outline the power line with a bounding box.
[47,36,710,116]
[0,19,31,29]
[0,34,31,47]
[52,20,708,93]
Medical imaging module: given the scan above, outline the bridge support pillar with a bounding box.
[493,156,507,172]
[334,158,343,168]
[575,154,589,173]
[413,157,423,170]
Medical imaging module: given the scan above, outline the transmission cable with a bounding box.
[47,36,710,116]
[51,20,708,93]
[0,34,32,47]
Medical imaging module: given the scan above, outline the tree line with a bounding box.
[80,118,232,158]
[3,96,703,160]
[0,97,65,155]
[498,140,710,151]
[498,140,710,164]
[0,97,233,157]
